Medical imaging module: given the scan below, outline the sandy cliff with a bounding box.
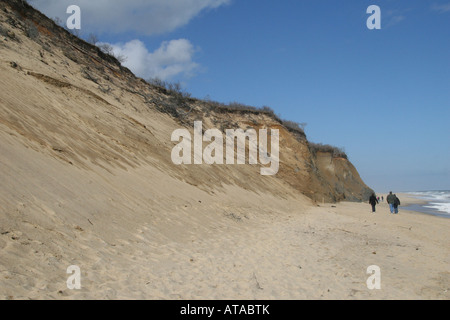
[0,0,381,299]
[0,0,372,204]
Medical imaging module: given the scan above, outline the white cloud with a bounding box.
[28,1,220,81]
[386,15,405,28]
[383,9,408,28]
[29,0,230,35]
[431,3,450,13]
[104,39,200,81]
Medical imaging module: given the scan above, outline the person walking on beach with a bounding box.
[387,191,396,213]
[381,196,384,202]
[369,193,379,213]
[393,194,401,214]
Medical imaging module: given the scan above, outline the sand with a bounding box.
[1,167,449,301]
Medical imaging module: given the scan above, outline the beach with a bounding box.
[1,183,448,300]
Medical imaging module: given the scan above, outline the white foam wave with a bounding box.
[424,202,450,214]
[406,190,450,217]
[408,190,450,202]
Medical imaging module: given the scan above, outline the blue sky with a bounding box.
[30,0,450,192]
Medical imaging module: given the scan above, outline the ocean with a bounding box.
[403,190,450,219]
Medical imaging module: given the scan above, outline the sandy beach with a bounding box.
[1,177,448,300]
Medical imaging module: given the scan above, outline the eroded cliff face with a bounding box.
[312,152,373,202]
[0,0,373,204]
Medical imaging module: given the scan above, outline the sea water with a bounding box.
[404,190,450,218]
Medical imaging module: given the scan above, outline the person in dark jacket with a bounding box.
[369,193,379,213]
[393,194,401,214]
[386,191,396,213]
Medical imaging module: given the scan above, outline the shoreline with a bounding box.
[375,192,450,219]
